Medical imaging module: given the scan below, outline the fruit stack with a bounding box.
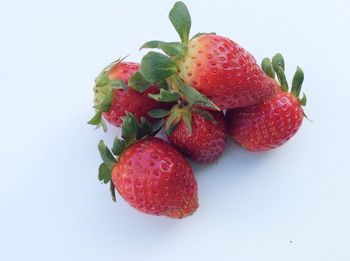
[88,2,308,219]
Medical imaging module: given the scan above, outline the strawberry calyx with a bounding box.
[262,53,307,107]
[97,113,164,201]
[127,2,219,112]
[88,58,129,131]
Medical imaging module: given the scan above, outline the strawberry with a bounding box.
[98,113,198,219]
[150,105,227,163]
[134,2,278,110]
[226,54,307,152]
[88,59,161,130]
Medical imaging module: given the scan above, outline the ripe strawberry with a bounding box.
[98,113,198,219]
[177,34,279,109]
[88,60,161,129]
[164,107,227,163]
[226,54,307,152]
[136,2,278,110]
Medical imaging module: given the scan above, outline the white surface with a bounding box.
[0,0,349,260]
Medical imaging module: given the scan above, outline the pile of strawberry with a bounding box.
[88,2,308,219]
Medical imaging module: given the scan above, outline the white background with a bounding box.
[1,0,349,260]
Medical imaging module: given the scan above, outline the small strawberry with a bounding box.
[88,59,161,130]
[98,113,198,219]
[135,2,278,110]
[226,54,307,152]
[149,105,227,163]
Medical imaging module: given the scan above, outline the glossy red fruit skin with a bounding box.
[97,62,161,127]
[226,92,304,152]
[167,111,227,163]
[112,137,198,219]
[177,34,278,110]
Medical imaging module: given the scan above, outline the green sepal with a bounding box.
[291,66,304,98]
[87,111,102,125]
[148,109,170,118]
[272,53,285,71]
[274,66,289,92]
[110,79,127,89]
[191,32,216,40]
[100,118,108,132]
[139,52,177,83]
[300,93,307,106]
[137,117,153,139]
[98,163,112,184]
[261,58,275,79]
[112,137,126,156]
[152,118,165,133]
[183,110,192,135]
[178,81,220,110]
[192,108,214,121]
[148,89,180,102]
[141,41,188,58]
[165,109,181,131]
[98,140,116,169]
[157,79,170,90]
[129,71,152,93]
[166,121,180,136]
[94,91,113,112]
[169,1,191,44]
[96,73,109,87]
[121,112,139,145]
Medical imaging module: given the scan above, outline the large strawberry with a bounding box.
[88,59,161,130]
[98,113,198,219]
[149,105,227,163]
[226,54,307,152]
[134,2,278,110]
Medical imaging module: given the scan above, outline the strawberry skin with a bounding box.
[177,34,279,110]
[112,137,198,218]
[167,111,227,163]
[226,92,304,151]
[94,62,161,127]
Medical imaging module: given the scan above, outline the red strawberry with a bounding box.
[137,2,278,111]
[88,60,162,129]
[164,108,227,163]
[226,54,307,152]
[177,34,279,109]
[98,113,198,219]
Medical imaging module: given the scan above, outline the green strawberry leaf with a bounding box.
[300,93,307,106]
[148,109,170,118]
[129,71,152,93]
[166,120,180,136]
[274,66,289,92]
[291,66,304,98]
[178,81,220,110]
[141,41,188,58]
[191,32,216,40]
[272,53,285,71]
[157,79,170,90]
[94,91,113,112]
[98,163,112,184]
[87,111,102,125]
[98,141,116,169]
[139,52,177,83]
[148,89,180,102]
[121,112,140,144]
[137,117,153,139]
[192,108,214,121]
[261,58,276,79]
[169,1,191,44]
[152,118,165,133]
[112,137,126,156]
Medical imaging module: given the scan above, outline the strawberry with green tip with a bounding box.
[88,59,162,130]
[98,113,198,219]
[226,53,307,152]
[136,1,278,110]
